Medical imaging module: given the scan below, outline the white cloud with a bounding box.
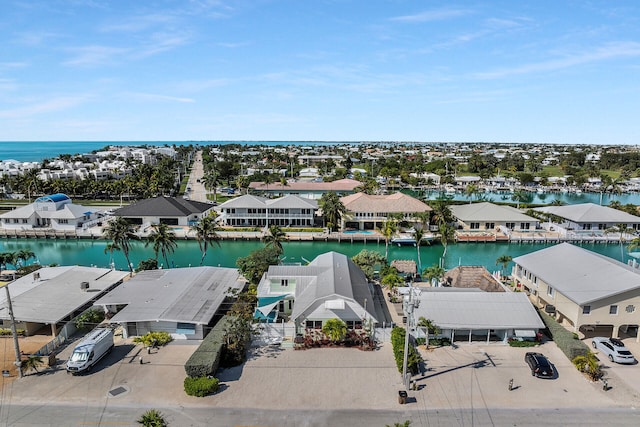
[0,96,88,119]
[390,8,471,23]
[62,45,130,66]
[121,92,195,103]
[474,41,640,79]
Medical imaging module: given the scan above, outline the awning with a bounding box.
[515,329,536,338]
[255,295,288,318]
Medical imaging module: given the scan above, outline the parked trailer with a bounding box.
[66,328,114,374]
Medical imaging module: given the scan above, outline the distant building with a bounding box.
[340,192,431,231]
[217,194,318,227]
[113,196,215,226]
[249,178,361,199]
[534,203,640,234]
[450,202,538,232]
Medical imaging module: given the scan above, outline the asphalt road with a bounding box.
[1,404,640,427]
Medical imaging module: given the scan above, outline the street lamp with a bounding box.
[401,282,416,391]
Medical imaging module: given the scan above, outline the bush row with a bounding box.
[133,331,173,347]
[184,316,233,378]
[390,327,421,375]
[0,329,26,336]
[537,309,589,359]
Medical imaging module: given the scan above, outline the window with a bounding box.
[582,305,591,315]
[506,222,515,229]
[521,222,530,230]
[305,320,322,329]
[281,279,288,287]
[547,286,554,297]
[470,222,480,230]
[610,305,618,315]
[626,304,636,314]
[59,219,68,224]
[346,321,363,329]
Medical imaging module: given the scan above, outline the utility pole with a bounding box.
[3,284,23,378]
[402,282,414,391]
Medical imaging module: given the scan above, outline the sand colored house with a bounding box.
[340,192,431,231]
[513,243,640,340]
[450,202,538,232]
[248,178,361,199]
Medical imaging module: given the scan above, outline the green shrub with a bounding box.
[428,337,451,347]
[184,317,231,378]
[137,409,167,426]
[133,331,173,347]
[537,309,589,360]
[508,340,538,347]
[415,337,426,346]
[0,328,25,336]
[391,327,421,375]
[184,376,220,397]
[74,309,105,330]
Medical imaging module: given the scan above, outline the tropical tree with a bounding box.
[423,264,445,284]
[137,409,167,427]
[495,255,513,275]
[379,219,398,260]
[438,223,456,268]
[511,190,532,209]
[104,243,120,268]
[318,191,346,232]
[262,225,286,254]
[202,170,220,203]
[417,316,441,344]
[145,223,178,268]
[0,252,17,280]
[20,355,44,376]
[236,246,281,284]
[605,223,635,262]
[102,217,138,272]
[429,200,453,227]
[386,421,411,427]
[464,184,480,204]
[322,318,347,342]
[15,249,35,269]
[351,249,387,280]
[572,352,603,381]
[190,216,221,266]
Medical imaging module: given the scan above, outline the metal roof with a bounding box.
[0,266,128,324]
[534,203,640,224]
[413,289,544,330]
[451,202,537,222]
[512,243,640,305]
[94,267,244,325]
[114,196,214,217]
[35,193,70,203]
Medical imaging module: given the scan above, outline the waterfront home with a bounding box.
[0,266,128,336]
[94,267,244,340]
[513,243,640,340]
[255,252,380,333]
[340,192,431,231]
[112,196,215,227]
[248,178,361,199]
[410,288,544,344]
[534,203,640,235]
[216,194,318,227]
[0,193,103,231]
[450,202,538,233]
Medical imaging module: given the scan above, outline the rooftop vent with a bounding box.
[80,281,90,291]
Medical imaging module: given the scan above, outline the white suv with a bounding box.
[591,337,636,364]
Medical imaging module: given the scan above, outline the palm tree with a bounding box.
[20,355,44,376]
[191,216,221,266]
[495,255,513,276]
[318,191,346,232]
[627,237,640,253]
[438,223,456,268]
[464,183,479,204]
[15,249,35,269]
[511,189,531,209]
[429,200,453,227]
[202,170,220,203]
[104,243,120,268]
[262,225,286,254]
[102,217,138,272]
[417,317,440,345]
[413,226,425,273]
[605,223,635,262]
[422,264,445,284]
[378,219,398,260]
[146,223,178,268]
[0,251,17,278]
[322,318,347,342]
[137,409,167,427]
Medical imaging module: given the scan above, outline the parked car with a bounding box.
[591,337,636,364]
[525,352,554,378]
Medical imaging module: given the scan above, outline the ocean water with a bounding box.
[0,141,348,162]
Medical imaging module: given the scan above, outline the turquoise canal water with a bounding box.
[0,238,627,273]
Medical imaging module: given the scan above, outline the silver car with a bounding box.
[591,337,636,364]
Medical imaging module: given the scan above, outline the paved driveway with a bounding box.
[587,337,640,401]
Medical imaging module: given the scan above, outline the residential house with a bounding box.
[450,202,538,233]
[534,203,640,235]
[0,193,102,231]
[113,196,216,226]
[512,243,640,339]
[248,178,361,199]
[0,266,128,336]
[94,267,245,339]
[340,192,431,231]
[217,194,318,227]
[441,266,505,292]
[255,252,380,333]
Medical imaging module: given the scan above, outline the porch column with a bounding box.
[468,329,472,344]
[612,324,620,339]
[486,329,490,344]
[50,323,56,337]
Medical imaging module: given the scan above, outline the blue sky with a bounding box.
[1,1,639,144]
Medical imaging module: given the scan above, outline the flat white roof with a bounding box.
[535,203,640,224]
[413,289,544,330]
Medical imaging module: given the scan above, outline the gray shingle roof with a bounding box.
[534,203,640,223]
[513,243,640,305]
[94,267,244,324]
[413,289,544,330]
[114,196,214,217]
[451,202,537,222]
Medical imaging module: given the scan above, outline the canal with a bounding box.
[0,238,628,273]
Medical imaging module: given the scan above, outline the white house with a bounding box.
[217,194,318,227]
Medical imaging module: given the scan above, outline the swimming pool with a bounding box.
[343,230,375,235]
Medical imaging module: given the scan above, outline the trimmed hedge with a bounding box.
[537,309,589,360]
[184,376,220,397]
[391,326,421,375]
[184,316,233,378]
[133,331,173,347]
